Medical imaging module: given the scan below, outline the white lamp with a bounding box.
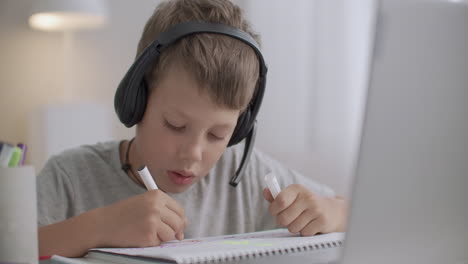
[27,0,110,102]
[29,0,108,31]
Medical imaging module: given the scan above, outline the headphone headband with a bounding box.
[156,22,267,77]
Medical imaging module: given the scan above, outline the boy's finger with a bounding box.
[176,232,184,241]
[160,208,186,234]
[165,197,186,219]
[263,187,274,202]
[269,189,298,216]
[176,219,190,240]
[300,216,325,237]
[276,199,309,227]
[287,209,318,234]
[158,221,177,242]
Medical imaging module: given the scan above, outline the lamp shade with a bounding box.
[29,0,108,31]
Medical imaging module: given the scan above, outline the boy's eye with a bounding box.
[209,133,225,141]
[164,120,185,132]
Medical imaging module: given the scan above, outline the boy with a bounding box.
[37,0,348,257]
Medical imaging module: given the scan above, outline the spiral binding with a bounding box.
[177,238,344,264]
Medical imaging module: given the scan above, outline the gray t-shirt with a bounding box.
[37,141,335,238]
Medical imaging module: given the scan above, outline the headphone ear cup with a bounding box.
[228,108,253,147]
[114,73,149,127]
[228,75,266,147]
[131,79,149,126]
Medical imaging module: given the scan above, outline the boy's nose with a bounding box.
[179,136,203,164]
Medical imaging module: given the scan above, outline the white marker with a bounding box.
[138,166,159,190]
[264,173,281,199]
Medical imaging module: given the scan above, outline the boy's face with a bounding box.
[135,66,240,193]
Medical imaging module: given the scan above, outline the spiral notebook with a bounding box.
[86,229,345,264]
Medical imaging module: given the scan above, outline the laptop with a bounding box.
[339,0,468,263]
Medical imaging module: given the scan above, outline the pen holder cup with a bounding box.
[0,166,38,264]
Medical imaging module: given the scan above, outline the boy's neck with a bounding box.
[119,139,145,189]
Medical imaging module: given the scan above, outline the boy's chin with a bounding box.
[163,182,194,194]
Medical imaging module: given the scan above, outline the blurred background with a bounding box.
[0,0,375,197]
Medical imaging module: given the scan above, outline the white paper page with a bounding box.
[90,229,345,264]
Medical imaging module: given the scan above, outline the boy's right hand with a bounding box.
[95,190,188,248]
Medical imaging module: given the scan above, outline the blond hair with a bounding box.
[137,0,261,111]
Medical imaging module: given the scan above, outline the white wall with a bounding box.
[0,0,375,197]
[343,0,377,193]
[242,0,320,186]
[313,0,376,196]
[244,0,375,196]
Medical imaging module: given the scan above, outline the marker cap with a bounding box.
[264,172,281,199]
[137,166,159,190]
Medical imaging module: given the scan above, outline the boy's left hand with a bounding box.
[263,184,348,236]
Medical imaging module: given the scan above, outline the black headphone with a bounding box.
[114,21,267,187]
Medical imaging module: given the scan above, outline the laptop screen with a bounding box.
[341,0,468,263]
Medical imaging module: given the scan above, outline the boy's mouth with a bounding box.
[167,170,195,185]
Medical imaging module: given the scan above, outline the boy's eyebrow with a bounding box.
[165,108,189,119]
[211,123,234,130]
[164,109,235,129]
